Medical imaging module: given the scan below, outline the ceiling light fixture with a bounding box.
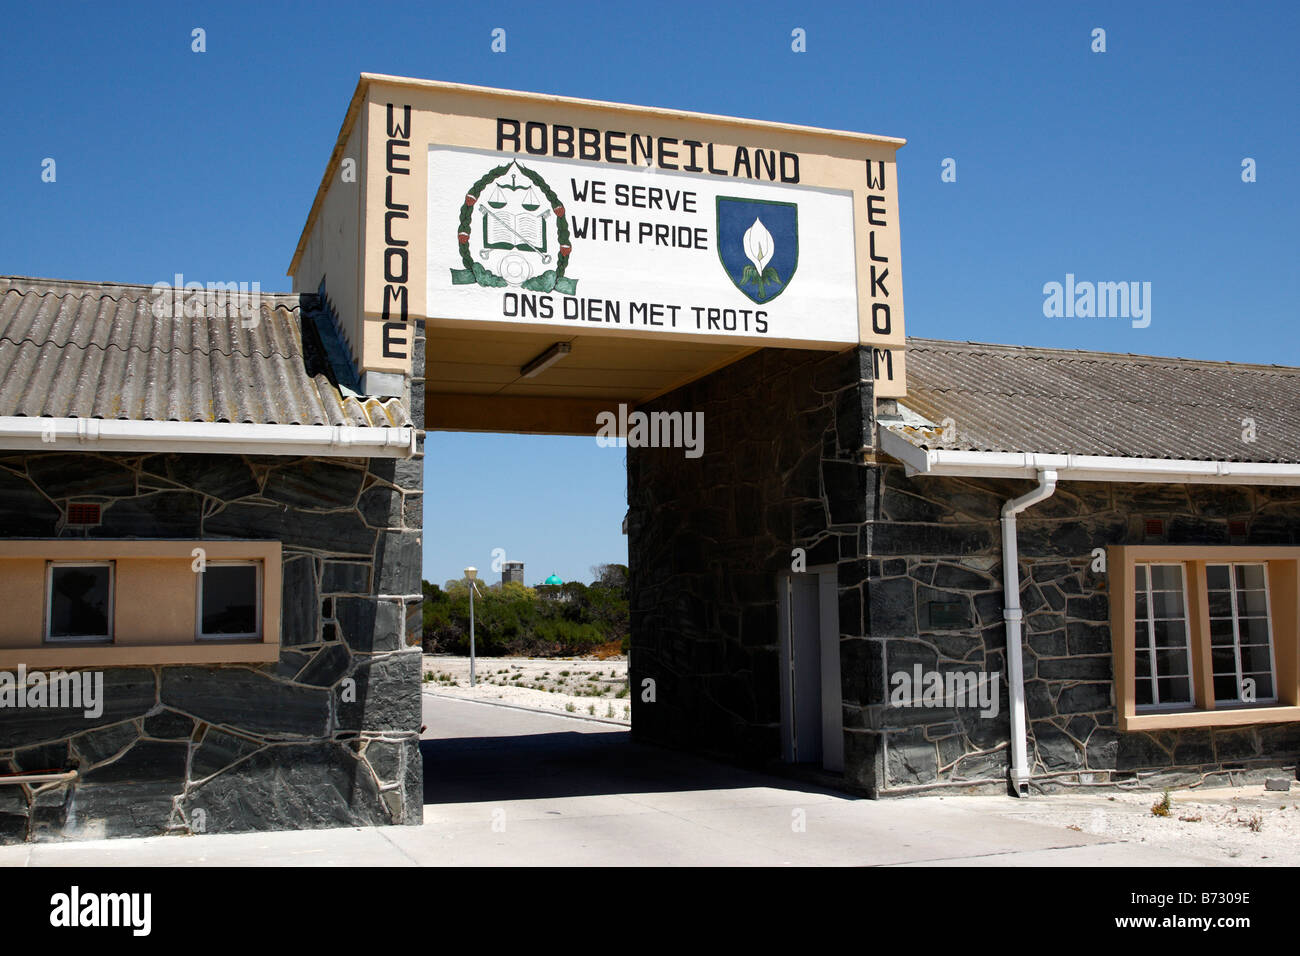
[520,342,572,379]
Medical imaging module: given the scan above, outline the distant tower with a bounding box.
[502,561,524,585]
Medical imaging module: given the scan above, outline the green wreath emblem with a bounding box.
[451,161,578,295]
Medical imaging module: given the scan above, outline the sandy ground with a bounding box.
[956,783,1300,865]
[422,654,630,723]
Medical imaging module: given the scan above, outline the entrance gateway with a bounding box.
[4,74,1299,844]
[294,77,1300,805]
[288,72,908,786]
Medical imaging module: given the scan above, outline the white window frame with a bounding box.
[1206,561,1280,707]
[45,561,115,644]
[1134,561,1195,711]
[195,560,262,641]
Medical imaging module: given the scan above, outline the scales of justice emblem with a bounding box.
[450,159,578,295]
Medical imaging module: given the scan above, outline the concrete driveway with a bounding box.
[0,694,1219,866]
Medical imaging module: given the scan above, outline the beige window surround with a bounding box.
[0,540,281,669]
[1110,545,1300,731]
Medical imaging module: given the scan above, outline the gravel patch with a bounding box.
[422,654,631,723]
[951,784,1300,865]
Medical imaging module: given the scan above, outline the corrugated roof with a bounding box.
[0,276,409,428]
[894,337,1300,463]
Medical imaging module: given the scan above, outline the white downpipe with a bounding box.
[1001,469,1057,796]
[0,417,416,458]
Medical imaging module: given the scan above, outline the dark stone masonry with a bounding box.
[858,467,1300,795]
[628,346,872,765]
[0,449,423,843]
[0,327,427,845]
[629,346,1300,796]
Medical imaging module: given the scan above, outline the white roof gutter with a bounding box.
[0,417,417,458]
[880,427,1300,485]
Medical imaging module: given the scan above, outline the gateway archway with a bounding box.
[290,74,908,793]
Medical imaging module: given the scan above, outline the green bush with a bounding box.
[420,568,629,657]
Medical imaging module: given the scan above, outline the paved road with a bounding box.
[0,694,1219,866]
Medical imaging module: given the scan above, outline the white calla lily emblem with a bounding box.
[743,217,774,273]
[738,216,783,300]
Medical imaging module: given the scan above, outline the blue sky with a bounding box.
[2,1,1295,586]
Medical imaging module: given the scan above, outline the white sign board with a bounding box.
[426,147,859,344]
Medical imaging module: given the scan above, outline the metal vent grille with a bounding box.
[66,502,102,526]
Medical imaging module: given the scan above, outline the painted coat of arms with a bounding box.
[451,159,578,294]
[716,197,798,304]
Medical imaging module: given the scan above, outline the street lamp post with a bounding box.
[464,566,478,687]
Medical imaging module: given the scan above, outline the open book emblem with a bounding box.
[451,160,578,295]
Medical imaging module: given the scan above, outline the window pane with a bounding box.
[1152,591,1185,619]
[1235,564,1266,590]
[1207,591,1233,618]
[1240,616,1272,644]
[1135,678,1153,706]
[1204,561,1277,703]
[1249,674,1275,700]
[1134,590,1148,619]
[49,565,111,639]
[1155,649,1189,677]
[1238,591,1269,616]
[1213,675,1239,701]
[1134,565,1148,590]
[1157,676,1192,705]
[201,565,258,635]
[1134,623,1154,653]
[1150,565,1183,590]
[1134,653,1151,677]
[1205,564,1230,590]
[1209,618,1235,645]
[1153,619,1187,649]
[1241,645,1274,674]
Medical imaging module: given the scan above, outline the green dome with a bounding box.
[543,573,564,585]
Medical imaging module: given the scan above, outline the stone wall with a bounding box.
[851,466,1300,795]
[628,345,1299,796]
[627,346,873,765]
[0,318,426,842]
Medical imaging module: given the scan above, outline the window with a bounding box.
[1,541,281,669]
[1206,563,1277,705]
[1133,563,1194,709]
[197,562,261,639]
[46,562,114,643]
[1111,546,1299,731]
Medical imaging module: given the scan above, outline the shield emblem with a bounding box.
[716,197,798,304]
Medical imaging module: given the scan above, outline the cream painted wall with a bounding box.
[292,117,366,365]
[0,560,47,647]
[115,559,198,645]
